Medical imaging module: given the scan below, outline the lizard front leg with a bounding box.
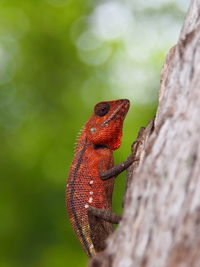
[100,140,142,180]
[99,153,138,180]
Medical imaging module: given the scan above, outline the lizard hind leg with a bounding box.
[88,207,122,224]
[88,207,121,253]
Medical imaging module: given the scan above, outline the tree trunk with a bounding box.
[90,0,200,266]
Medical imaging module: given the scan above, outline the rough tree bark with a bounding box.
[90,0,200,266]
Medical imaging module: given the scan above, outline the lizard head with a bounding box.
[85,99,130,150]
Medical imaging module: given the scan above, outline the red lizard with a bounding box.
[66,99,135,257]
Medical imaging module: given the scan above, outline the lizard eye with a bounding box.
[94,102,110,117]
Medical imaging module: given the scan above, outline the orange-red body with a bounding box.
[66,99,130,257]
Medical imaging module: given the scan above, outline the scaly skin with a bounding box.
[66,99,130,257]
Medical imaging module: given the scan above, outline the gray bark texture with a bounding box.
[90,0,200,266]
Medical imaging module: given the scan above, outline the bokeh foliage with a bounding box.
[0,1,187,266]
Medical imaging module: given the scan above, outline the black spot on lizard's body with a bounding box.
[94,144,108,150]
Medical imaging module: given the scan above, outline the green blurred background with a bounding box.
[0,1,188,266]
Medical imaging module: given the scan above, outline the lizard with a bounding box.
[66,99,136,257]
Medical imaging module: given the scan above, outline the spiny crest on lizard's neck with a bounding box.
[74,125,86,153]
[76,99,130,151]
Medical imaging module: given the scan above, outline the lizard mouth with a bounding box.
[101,99,130,126]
